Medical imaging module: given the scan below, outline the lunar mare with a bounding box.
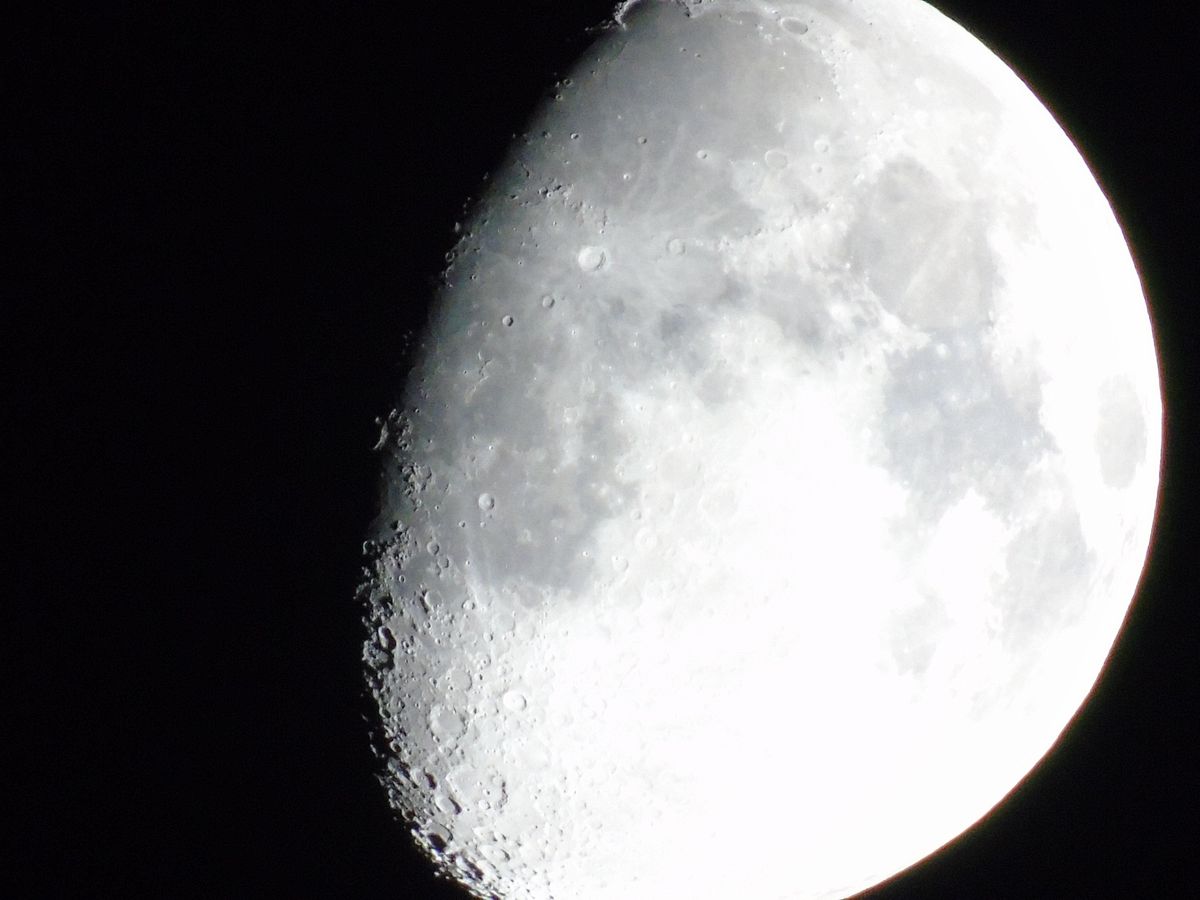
[361,2,1161,898]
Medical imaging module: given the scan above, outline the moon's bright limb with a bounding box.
[360,2,1161,898]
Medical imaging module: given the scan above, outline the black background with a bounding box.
[8,2,1197,897]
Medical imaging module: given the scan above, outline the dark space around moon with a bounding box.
[7,2,1197,897]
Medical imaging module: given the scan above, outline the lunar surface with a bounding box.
[359,2,1161,897]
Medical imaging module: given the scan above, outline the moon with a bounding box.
[360,1,1161,897]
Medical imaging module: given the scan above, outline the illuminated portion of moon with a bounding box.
[360,2,1161,898]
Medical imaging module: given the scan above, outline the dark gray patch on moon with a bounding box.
[995,495,1094,651]
[1094,375,1147,489]
[847,156,997,331]
[746,270,843,352]
[880,330,1048,518]
[656,303,716,374]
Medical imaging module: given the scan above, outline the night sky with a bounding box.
[9,2,1197,896]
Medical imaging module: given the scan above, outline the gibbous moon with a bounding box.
[361,1,1161,897]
